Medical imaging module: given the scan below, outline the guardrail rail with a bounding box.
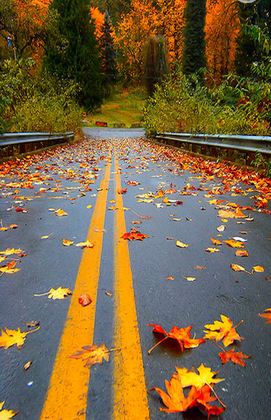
[154,132,271,155]
[0,131,74,158]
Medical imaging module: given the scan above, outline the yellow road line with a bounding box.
[40,157,111,420]
[113,153,150,420]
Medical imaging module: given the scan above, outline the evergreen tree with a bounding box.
[100,11,117,92]
[182,0,206,77]
[45,0,102,110]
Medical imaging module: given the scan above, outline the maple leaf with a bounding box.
[259,308,271,324]
[75,241,94,248]
[34,287,72,300]
[118,188,127,194]
[121,229,149,241]
[176,240,190,248]
[152,375,197,413]
[148,324,205,353]
[70,343,110,367]
[152,375,225,416]
[55,209,68,217]
[204,314,243,347]
[0,261,20,274]
[0,401,17,419]
[219,349,250,367]
[176,364,224,389]
[78,294,92,307]
[224,239,244,248]
[0,326,40,349]
[218,208,246,219]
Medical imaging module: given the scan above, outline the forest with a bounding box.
[0,0,271,136]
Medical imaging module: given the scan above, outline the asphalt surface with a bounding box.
[0,129,270,420]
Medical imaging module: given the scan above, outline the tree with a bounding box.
[45,0,102,110]
[100,11,118,90]
[0,0,57,61]
[183,0,207,77]
[144,35,168,95]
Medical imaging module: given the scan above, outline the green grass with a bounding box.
[87,87,146,128]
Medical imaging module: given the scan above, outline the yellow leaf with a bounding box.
[75,241,94,248]
[34,287,72,300]
[0,401,17,419]
[205,247,220,253]
[230,264,247,272]
[204,314,243,347]
[86,205,92,209]
[253,265,265,273]
[217,225,225,232]
[211,237,222,246]
[184,277,196,282]
[0,326,39,349]
[176,364,224,389]
[224,239,244,248]
[235,249,249,257]
[0,249,22,256]
[62,239,74,247]
[70,343,110,367]
[0,257,6,263]
[176,241,190,248]
[55,209,68,217]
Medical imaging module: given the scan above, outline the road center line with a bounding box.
[113,152,150,420]
[40,156,111,420]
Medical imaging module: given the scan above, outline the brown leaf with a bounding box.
[78,294,92,307]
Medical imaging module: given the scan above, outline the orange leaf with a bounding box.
[235,250,249,257]
[224,239,244,248]
[204,314,243,347]
[211,237,222,246]
[259,308,271,324]
[230,264,247,273]
[252,265,265,273]
[149,324,205,352]
[219,349,250,367]
[122,228,149,241]
[70,343,109,367]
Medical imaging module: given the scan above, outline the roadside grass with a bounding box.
[87,87,146,128]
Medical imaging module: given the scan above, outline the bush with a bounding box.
[144,72,271,136]
[12,93,82,133]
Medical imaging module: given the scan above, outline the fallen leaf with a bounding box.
[219,349,250,367]
[122,229,149,241]
[78,294,92,307]
[217,225,225,232]
[194,265,206,270]
[176,240,190,248]
[55,209,68,217]
[166,276,175,281]
[259,308,271,324]
[184,277,196,282]
[252,265,265,273]
[118,188,127,194]
[34,287,72,300]
[0,249,23,256]
[0,326,40,349]
[235,250,249,257]
[230,264,248,273]
[224,240,244,248]
[148,324,205,352]
[0,261,20,274]
[210,238,222,246]
[176,364,224,389]
[23,361,32,371]
[0,401,17,419]
[204,314,243,347]
[62,239,74,247]
[70,343,110,367]
[152,375,224,416]
[205,248,220,253]
[75,241,94,248]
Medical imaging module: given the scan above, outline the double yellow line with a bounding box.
[40,151,149,420]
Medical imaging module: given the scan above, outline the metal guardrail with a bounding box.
[155,132,271,155]
[0,131,74,147]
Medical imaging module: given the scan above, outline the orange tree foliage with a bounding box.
[115,0,186,82]
[205,0,240,84]
[91,6,105,40]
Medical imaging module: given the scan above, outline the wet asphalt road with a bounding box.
[0,129,270,420]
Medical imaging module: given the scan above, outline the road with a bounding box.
[0,129,270,420]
